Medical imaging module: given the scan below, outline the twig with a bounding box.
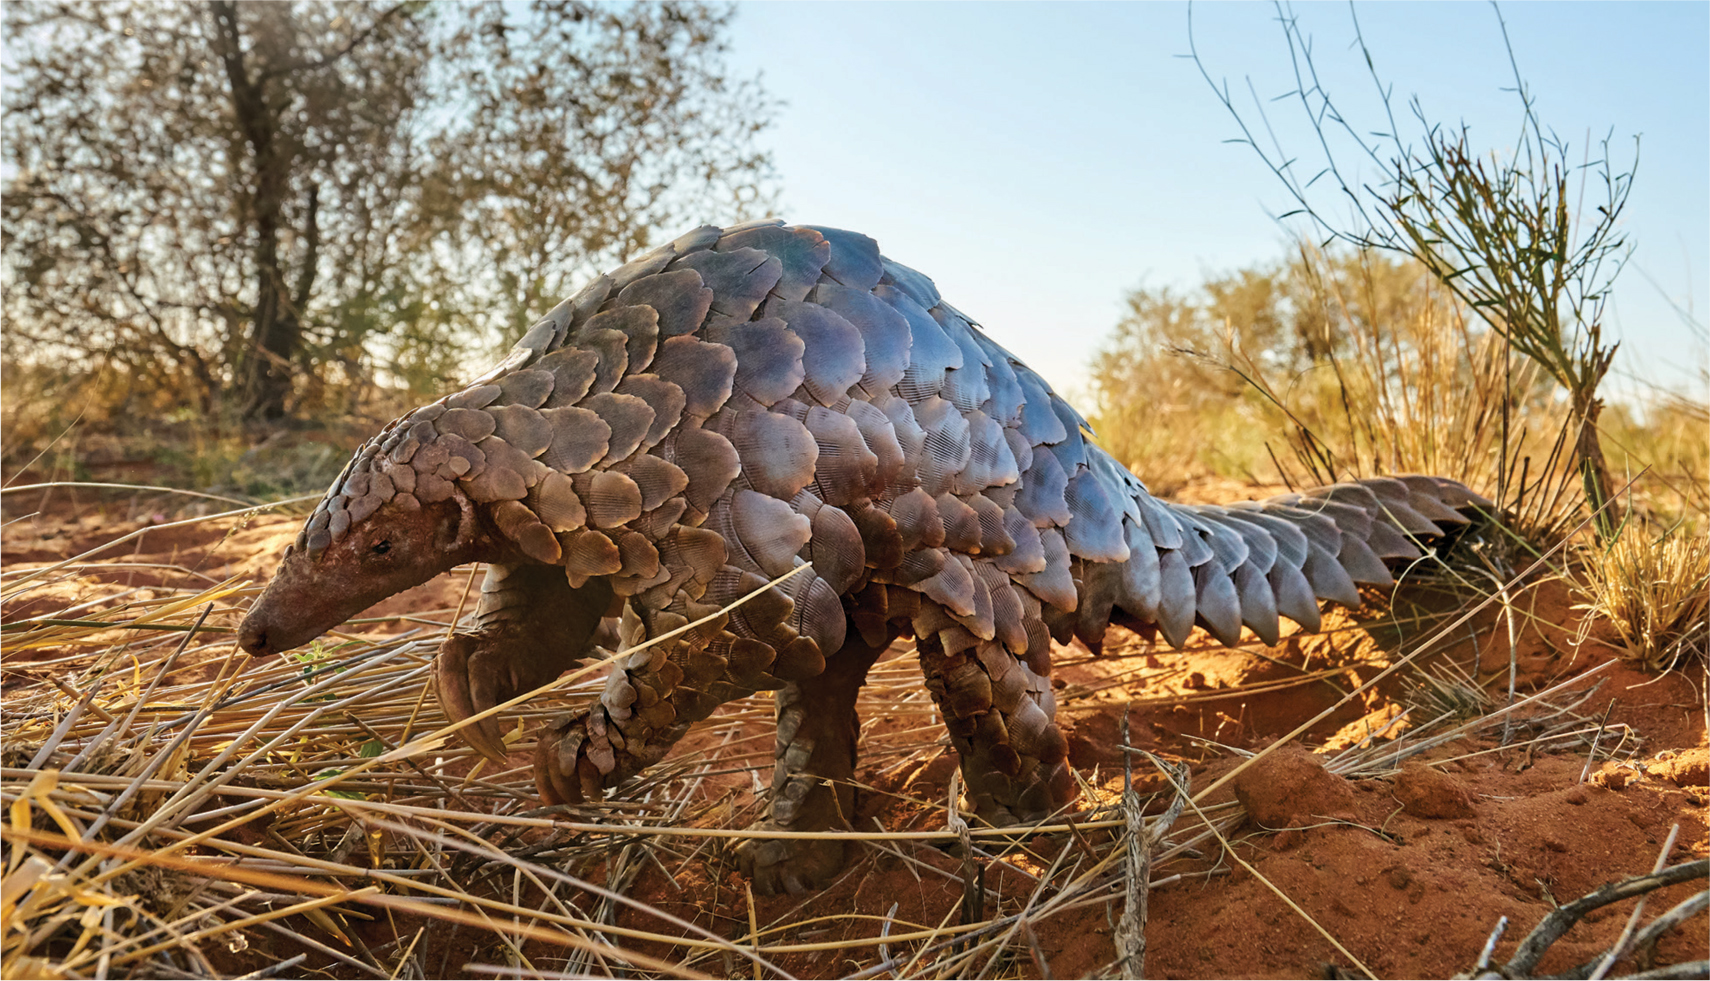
[744,881,762,981]
[1,481,267,509]
[1502,859,1709,977]
[1588,823,1682,980]
[1618,961,1710,980]
[877,901,900,980]
[1579,698,1619,784]
[25,671,114,770]
[946,770,984,955]
[1022,916,1053,980]
[1114,707,1144,979]
[2,617,235,633]
[4,494,318,591]
[1473,915,1508,975]
[1626,889,1710,972]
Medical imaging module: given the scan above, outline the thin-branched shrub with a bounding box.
[1090,244,1583,548]
[1191,2,1636,543]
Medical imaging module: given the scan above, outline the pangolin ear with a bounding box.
[436,493,476,551]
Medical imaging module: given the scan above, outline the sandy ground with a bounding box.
[3,481,1704,979]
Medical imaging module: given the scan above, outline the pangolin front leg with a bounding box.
[436,564,615,761]
[736,629,895,895]
[533,596,783,805]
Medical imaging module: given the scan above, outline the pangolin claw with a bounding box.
[534,716,608,806]
[434,634,512,763]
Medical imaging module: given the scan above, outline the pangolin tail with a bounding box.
[1073,466,1494,653]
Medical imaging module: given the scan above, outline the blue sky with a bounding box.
[724,2,1709,410]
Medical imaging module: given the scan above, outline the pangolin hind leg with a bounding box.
[436,565,615,761]
[737,628,896,895]
[917,629,1075,827]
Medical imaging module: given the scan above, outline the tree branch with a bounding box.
[253,2,414,83]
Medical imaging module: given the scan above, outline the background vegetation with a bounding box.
[3,0,773,429]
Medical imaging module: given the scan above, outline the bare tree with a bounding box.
[3,1,775,423]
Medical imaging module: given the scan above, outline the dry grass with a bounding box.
[1604,393,1710,536]
[3,475,1647,979]
[2,519,1248,980]
[1576,529,1710,673]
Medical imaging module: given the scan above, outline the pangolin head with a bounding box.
[238,284,696,656]
[237,422,502,657]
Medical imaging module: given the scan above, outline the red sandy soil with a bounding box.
[3,483,1705,980]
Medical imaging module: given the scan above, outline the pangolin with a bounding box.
[238,219,1490,894]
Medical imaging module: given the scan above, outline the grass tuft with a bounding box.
[1576,528,1710,673]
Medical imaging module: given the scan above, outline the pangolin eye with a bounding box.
[371,540,391,555]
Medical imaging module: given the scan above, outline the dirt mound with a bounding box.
[1392,764,1477,819]
[1647,748,1710,788]
[1233,746,1358,826]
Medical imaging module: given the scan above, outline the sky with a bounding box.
[723,1,1709,412]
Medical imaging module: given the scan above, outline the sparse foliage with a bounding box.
[2,1,775,423]
[1090,246,1405,491]
[1089,245,1567,529]
[1188,1,1634,542]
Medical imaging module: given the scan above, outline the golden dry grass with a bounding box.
[0,545,1209,979]
[1576,529,1710,673]
[1,484,1643,979]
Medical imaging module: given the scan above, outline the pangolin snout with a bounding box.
[237,615,275,657]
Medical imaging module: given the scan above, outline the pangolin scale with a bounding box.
[238,219,1490,894]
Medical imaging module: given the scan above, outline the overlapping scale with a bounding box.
[580,305,660,373]
[671,247,783,328]
[879,286,962,402]
[617,269,714,338]
[716,224,830,303]
[767,299,866,407]
[803,225,884,290]
[649,335,737,423]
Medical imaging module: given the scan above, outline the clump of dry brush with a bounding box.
[1577,530,1710,672]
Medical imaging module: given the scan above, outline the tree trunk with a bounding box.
[211,0,299,423]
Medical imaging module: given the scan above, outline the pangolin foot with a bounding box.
[435,633,519,763]
[736,823,851,896]
[962,759,1078,830]
[532,714,610,806]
